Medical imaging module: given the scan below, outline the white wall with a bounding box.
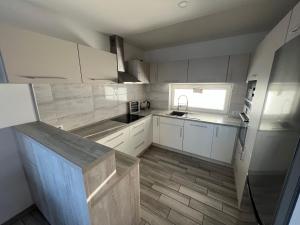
[0,84,37,129]
[144,32,267,62]
[0,127,33,224]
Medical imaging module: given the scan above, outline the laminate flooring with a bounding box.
[138,146,256,225]
[7,145,256,225]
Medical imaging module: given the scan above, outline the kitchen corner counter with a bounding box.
[14,121,115,171]
[138,109,242,127]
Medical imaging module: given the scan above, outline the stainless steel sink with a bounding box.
[168,111,187,117]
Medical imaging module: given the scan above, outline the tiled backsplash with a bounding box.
[33,83,147,130]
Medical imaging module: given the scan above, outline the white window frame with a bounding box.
[169,83,233,114]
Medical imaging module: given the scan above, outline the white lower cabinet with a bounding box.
[153,116,160,144]
[97,116,152,157]
[183,121,214,158]
[159,117,184,150]
[211,125,237,163]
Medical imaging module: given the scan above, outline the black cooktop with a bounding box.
[111,114,144,124]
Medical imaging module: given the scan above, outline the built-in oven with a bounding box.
[238,80,256,154]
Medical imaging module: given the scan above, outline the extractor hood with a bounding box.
[110,35,141,83]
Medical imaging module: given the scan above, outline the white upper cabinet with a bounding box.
[286,1,300,43]
[183,121,214,158]
[226,54,250,83]
[247,11,291,81]
[128,59,149,83]
[157,60,188,83]
[78,44,118,83]
[159,117,184,150]
[0,25,81,83]
[211,125,237,163]
[149,63,158,83]
[188,56,229,82]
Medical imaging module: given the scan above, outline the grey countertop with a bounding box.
[14,121,115,171]
[71,109,242,142]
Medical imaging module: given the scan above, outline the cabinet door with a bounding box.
[227,54,250,83]
[188,56,229,82]
[157,60,188,83]
[159,123,183,150]
[286,2,300,42]
[78,44,118,83]
[183,121,214,158]
[144,116,153,147]
[153,116,160,144]
[211,125,237,163]
[0,25,81,83]
[149,63,158,83]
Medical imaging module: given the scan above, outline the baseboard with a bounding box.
[2,205,36,225]
[151,143,233,168]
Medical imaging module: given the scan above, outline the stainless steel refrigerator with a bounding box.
[247,36,300,225]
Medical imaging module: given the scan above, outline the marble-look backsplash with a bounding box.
[33,83,147,130]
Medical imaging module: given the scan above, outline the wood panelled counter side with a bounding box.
[14,122,140,225]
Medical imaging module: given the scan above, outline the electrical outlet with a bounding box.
[57,125,64,129]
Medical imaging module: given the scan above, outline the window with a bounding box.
[170,83,232,113]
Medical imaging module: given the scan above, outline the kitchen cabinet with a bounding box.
[157,60,188,83]
[78,44,118,83]
[183,121,214,158]
[149,63,158,83]
[0,24,81,83]
[153,116,160,144]
[286,1,300,43]
[97,127,130,152]
[226,54,250,83]
[128,59,150,83]
[211,125,237,163]
[188,56,229,82]
[159,117,184,150]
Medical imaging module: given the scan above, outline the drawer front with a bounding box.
[129,139,146,156]
[159,116,184,126]
[130,120,146,137]
[97,128,129,149]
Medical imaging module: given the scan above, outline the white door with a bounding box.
[78,44,118,83]
[0,24,81,83]
[286,2,300,42]
[157,60,188,83]
[211,125,237,163]
[188,56,229,82]
[183,121,214,158]
[153,116,160,144]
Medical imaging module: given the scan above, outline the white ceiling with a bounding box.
[0,0,298,49]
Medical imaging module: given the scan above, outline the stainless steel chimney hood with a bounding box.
[110,35,141,83]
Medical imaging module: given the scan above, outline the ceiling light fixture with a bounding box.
[177,0,189,8]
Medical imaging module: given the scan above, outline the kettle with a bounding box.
[140,100,150,110]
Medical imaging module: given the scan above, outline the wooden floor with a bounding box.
[139,146,256,225]
[3,207,49,225]
[6,146,256,225]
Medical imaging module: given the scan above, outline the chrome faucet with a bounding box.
[177,95,189,112]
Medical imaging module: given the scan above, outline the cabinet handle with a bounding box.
[113,141,124,149]
[106,132,124,143]
[180,127,183,137]
[134,129,144,137]
[215,127,219,137]
[291,25,300,33]
[135,141,145,149]
[18,75,67,79]
[157,118,159,127]
[190,124,207,128]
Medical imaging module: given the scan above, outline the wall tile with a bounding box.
[33,84,53,104]
[55,97,94,118]
[52,83,92,99]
